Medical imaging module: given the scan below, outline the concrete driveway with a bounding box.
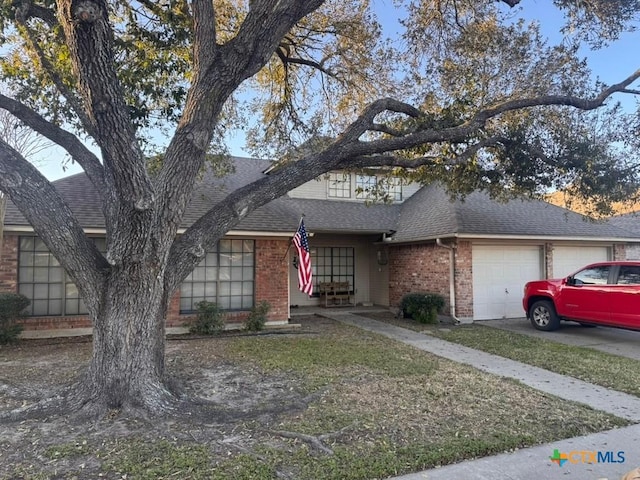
[478,317,640,361]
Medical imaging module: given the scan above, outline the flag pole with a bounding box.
[281,214,305,262]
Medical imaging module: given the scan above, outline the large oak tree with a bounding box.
[0,0,639,417]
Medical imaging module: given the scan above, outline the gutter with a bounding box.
[2,226,296,237]
[387,233,639,244]
[435,238,462,324]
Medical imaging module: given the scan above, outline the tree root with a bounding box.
[0,387,70,422]
[268,424,356,455]
[0,374,256,425]
[0,380,49,400]
[0,376,188,423]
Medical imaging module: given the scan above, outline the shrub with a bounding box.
[400,292,445,324]
[244,301,270,332]
[0,292,30,344]
[188,301,225,335]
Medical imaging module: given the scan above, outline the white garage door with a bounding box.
[472,245,542,320]
[552,246,610,278]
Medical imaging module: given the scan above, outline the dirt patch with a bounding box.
[0,328,318,479]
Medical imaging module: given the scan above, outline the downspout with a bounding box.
[436,238,461,324]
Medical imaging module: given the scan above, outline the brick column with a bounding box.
[453,241,473,317]
[0,234,18,293]
[613,243,626,261]
[544,243,554,279]
[255,238,289,322]
[166,291,182,327]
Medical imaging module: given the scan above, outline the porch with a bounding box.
[289,304,393,318]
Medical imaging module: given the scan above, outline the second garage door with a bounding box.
[472,245,543,320]
[552,246,611,278]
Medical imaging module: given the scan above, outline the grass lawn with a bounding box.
[362,311,640,398]
[0,316,630,480]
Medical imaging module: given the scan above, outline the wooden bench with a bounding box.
[318,282,355,307]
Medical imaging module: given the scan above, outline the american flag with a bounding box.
[293,219,313,295]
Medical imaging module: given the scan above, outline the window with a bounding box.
[312,247,355,292]
[573,266,611,285]
[328,172,351,198]
[18,236,106,316]
[355,175,377,199]
[180,239,255,312]
[356,174,403,201]
[385,177,403,201]
[617,265,640,285]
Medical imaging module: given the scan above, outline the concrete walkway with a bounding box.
[318,312,640,480]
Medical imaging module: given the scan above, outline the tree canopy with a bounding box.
[1,1,639,204]
[0,0,639,416]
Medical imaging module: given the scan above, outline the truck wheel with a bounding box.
[529,300,560,331]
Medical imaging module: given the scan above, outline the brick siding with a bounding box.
[453,241,473,317]
[1,234,290,332]
[254,238,289,322]
[388,243,451,309]
[388,241,474,318]
[544,243,554,279]
[0,234,17,292]
[613,243,626,261]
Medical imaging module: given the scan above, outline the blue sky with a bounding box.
[35,0,639,181]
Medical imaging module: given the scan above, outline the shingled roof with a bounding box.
[4,157,638,241]
[608,212,640,236]
[4,158,296,232]
[391,184,637,243]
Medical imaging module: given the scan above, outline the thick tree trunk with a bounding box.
[70,263,179,416]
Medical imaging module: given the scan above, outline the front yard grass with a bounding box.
[361,311,640,398]
[0,316,631,480]
[424,323,640,397]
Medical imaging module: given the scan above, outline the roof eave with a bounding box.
[2,225,296,237]
[384,233,640,244]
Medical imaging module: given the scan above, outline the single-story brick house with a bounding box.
[2,157,639,332]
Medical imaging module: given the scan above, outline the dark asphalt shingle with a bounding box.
[4,158,637,241]
[392,183,635,242]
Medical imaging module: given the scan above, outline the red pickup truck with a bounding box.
[522,261,640,331]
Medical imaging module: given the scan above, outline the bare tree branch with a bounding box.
[339,98,425,142]
[191,0,218,74]
[58,0,153,212]
[14,0,57,27]
[13,17,97,139]
[0,109,52,160]
[276,48,336,78]
[166,70,640,289]
[476,69,640,122]
[154,0,326,254]
[0,94,105,194]
[0,140,108,310]
[339,136,513,170]
[354,69,640,155]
